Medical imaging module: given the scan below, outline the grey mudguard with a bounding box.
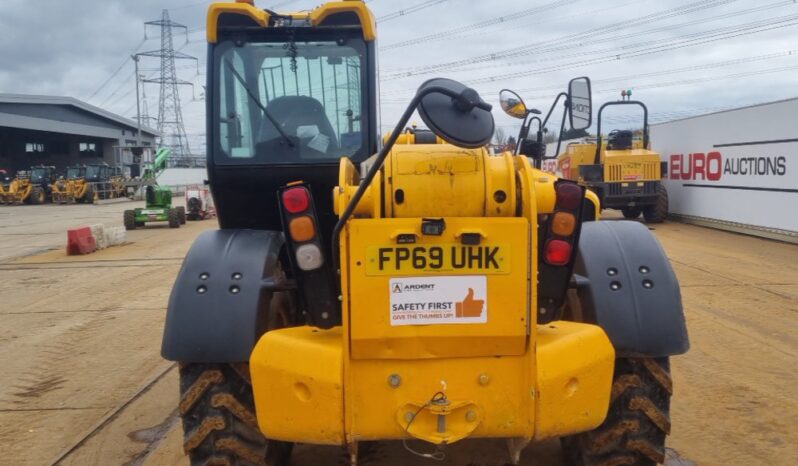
[161,229,286,362]
[573,221,689,357]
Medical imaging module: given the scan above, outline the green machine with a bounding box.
[123,148,186,230]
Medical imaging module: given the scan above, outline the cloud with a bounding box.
[2,0,796,153]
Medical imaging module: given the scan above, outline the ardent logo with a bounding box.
[392,283,436,293]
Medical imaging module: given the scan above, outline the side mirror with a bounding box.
[499,89,529,119]
[333,77,493,271]
[568,77,592,130]
[417,78,494,148]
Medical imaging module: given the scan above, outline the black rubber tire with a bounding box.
[169,208,181,228]
[85,185,97,204]
[179,363,294,466]
[561,357,672,466]
[30,186,46,205]
[177,206,187,224]
[643,185,668,223]
[124,210,137,231]
[621,207,641,219]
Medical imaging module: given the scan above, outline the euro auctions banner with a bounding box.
[651,98,798,233]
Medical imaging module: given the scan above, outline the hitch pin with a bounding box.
[432,396,450,434]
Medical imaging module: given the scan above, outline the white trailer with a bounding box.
[650,97,798,243]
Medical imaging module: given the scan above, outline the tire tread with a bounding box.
[179,364,287,466]
[643,185,668,223]
[561,358,671,466]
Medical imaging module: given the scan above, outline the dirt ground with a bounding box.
[1,202,796,466]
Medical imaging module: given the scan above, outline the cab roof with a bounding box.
[207,0,376,43]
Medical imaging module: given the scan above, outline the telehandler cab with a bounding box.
[162,2,688,465]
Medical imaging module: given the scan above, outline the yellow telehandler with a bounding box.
[161,2,688,465]
[2,166,56,205]
[51,165,91,204]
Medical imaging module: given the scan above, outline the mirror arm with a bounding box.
[529,116,542,139]
[542,92,567,128]
[331,85,466,277]
[553,97,569,168]
[515,113,532,155]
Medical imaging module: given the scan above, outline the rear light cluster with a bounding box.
[543,182,583,266]
[278,183,340,328]
[538,180,586,323]
[281,186,323,271]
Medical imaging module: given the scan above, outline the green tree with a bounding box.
[561,128,590,140]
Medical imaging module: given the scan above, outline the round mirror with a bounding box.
[417,78,494,149]
[499,89,528,119]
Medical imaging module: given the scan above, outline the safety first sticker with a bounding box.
[389,276,487,326]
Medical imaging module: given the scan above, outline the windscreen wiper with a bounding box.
[223,59,294,148]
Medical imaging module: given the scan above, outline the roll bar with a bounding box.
[593,100,649,165]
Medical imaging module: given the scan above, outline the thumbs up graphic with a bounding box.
[455,288,484,318]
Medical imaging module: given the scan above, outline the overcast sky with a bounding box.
[1,0,796,153]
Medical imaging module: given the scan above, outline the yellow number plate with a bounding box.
[365,244,510,276]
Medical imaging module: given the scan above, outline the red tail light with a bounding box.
[545,239,572,266]
[282,187,310,213]
[556,182,582,210]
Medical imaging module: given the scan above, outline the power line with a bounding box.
[380,0,580,51]
[443,0,796,77]
[379,55,798,108]
[98,70,136,108]
[381,9,798,100]
[377,0,448,23]
[466,15,798,85]
[502,49,798,97]
[84,38,146,102]
[414,0,650,48]
[596,64,798,98]
[383,0,739,79]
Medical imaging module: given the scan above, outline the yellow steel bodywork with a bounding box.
[74,180,90,202]
[557,142,662,184]
[348,217,528,360]
[250,145,616,446]
[3,178,32,204]
[383,145,516,219]
[226,0,615,447]
[50,180,69,203]
[110,176,126,198]
[51,178,90,204]
[251,321,613,444]
[207,0,377,43]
